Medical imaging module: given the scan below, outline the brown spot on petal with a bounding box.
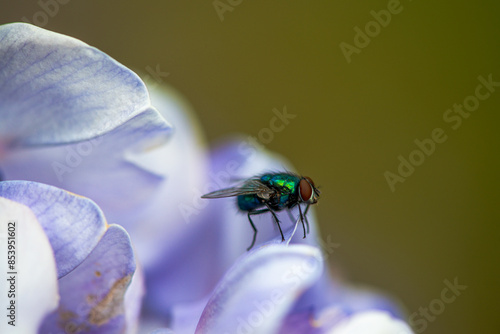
[86,294,97,304]
[63,321,88,334]
[95,270,101,277]
[59,309,77,322]
[58,308,89,334]
[88,274,132,325]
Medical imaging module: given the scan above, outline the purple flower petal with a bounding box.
[0,23,171,223]
[0,23,168,146]
[196,244,324,334]
[124,261,145,334]
[278,309,413,334]
[0,197,58,333]
[137,313,176,334]
[2,108,171,224]
[127,86,222,318]
[169,297,209,333]
[0,181,106,278]
[120,85,208,267]
[149,329,175,334]
[39,224,140,334]
[143,205,225,317]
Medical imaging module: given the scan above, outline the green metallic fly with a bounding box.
[201,173,320,250]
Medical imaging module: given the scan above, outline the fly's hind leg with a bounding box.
[247,208,270,251]
[247,205,285,250]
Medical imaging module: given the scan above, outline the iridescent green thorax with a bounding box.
[260,173,299,194]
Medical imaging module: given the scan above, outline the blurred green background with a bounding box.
[2,1,499,333]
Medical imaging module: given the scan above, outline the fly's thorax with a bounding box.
[260,173,300,195]
[258,173,300,210]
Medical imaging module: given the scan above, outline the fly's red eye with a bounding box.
[304,176,315,187]
[299,178,313,202]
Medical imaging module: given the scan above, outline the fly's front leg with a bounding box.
[303,204,310,234]
[298,204,306,238]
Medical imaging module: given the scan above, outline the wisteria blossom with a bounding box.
[0,23,414,334]
[0,181,142,333]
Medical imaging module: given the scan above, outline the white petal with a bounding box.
[327,311,414,334]
[0,197,58,333]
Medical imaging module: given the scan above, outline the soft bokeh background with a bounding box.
[2,1,498,333]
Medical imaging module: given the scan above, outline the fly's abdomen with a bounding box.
[237,194,263,211]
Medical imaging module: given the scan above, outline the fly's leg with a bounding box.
[247,208,270,251]
[303,204,311,234]
[264,203,285,242]
[286,204,311,238]
[298,204,307,238]
[287,209,306,238]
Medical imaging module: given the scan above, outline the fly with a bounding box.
[201,172,320,250]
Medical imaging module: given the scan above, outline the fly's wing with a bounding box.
[201,179,274,199]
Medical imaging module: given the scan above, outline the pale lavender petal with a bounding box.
[143,208,225,316]
[39,225,139,334]
[0,197,58,333]
[2,108,170,224]
[170,297,209,334]
[278,308,413,334]
[0,22,167,146]
[150,329,175,334]
[279,293,406,334]
[0,181,106,278]
[121,84,208,268]
[277,311,321,334]
[137,315,172,334]
[283,272,405,333]
[0,23,171,222]
[196,244,324,334]
[124,262,145,334]
[129,86,224,317]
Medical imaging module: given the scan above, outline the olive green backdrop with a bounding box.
[2,1,499,333]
